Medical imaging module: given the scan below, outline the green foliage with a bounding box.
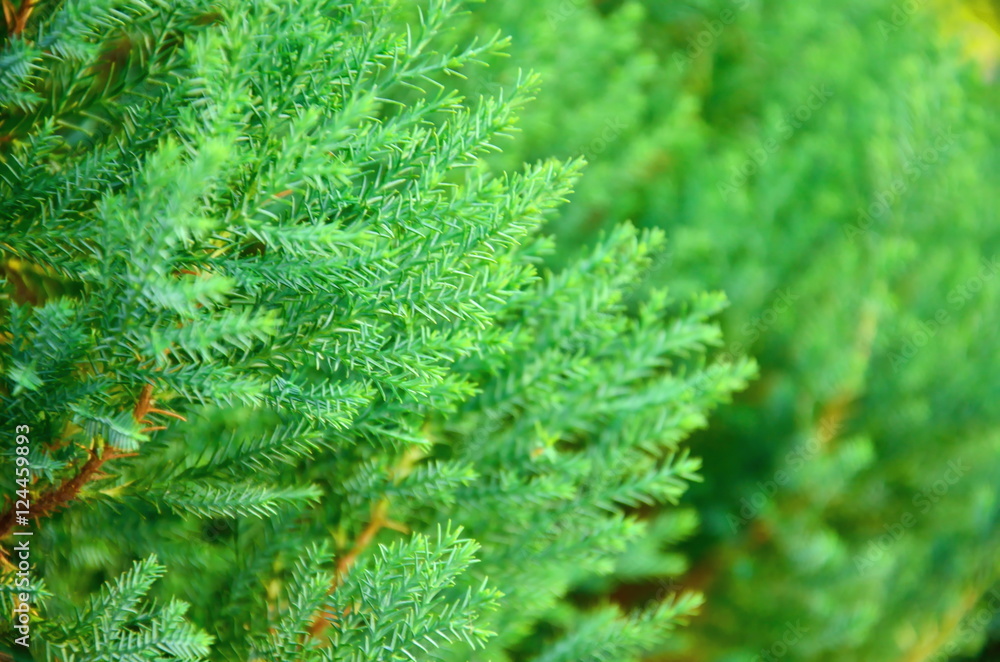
[43,556,213,662]
[456,0,1000,660]
[0,1,749,660]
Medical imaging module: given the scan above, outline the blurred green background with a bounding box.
[453,1,1000,660]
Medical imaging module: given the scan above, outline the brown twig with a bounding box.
[307,499,389,639]
[134,383,154,420]
[0,384,180,541]
[2,0,35,36]
[335,500,389,579]
[303,447,423,643]
[0,444,130,539]
[134,383,186,433]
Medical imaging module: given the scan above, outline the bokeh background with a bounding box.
[451,1,1000,660]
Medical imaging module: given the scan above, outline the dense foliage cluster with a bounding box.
[0,1,752,660]
[457,1,1000,660]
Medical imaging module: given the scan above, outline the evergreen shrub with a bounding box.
[0,1,752,660]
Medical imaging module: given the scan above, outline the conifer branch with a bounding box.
[302,448,420,640]
[306,499,389,640]
[306,444,426,640]
[0,1,757,658]
[0,444,115,539]
[0,384,164,539]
